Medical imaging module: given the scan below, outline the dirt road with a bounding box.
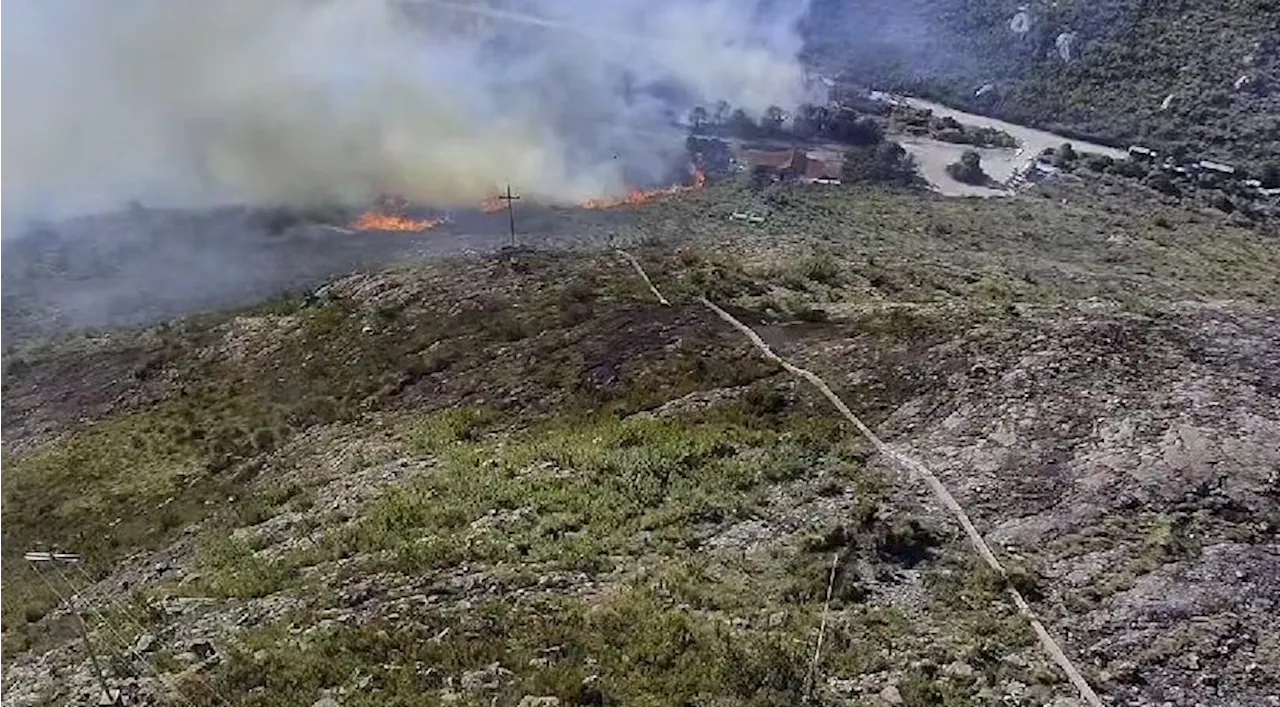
[878,93,1128,197]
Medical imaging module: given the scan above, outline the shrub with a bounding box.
[945,150,988,185]
[842,141,921,187]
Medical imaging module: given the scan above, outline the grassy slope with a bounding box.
[3,181,1279,705]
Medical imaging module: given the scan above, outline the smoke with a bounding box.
[1,0,812,223]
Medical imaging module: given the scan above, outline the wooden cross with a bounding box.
[499,184,520,247]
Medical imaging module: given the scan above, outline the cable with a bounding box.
[615,248,1104,707]
[61,563,240,707]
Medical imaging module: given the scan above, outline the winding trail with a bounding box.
[616,248,1104,707]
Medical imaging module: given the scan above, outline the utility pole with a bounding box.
[499,183,520,248]
[25,551,115,704]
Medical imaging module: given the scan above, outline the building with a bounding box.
[1128,145,1159,161]
[740,149,842,184]
[1197,160,1236,176]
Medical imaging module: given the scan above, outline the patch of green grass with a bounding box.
[196,535,296,599]
[191,586,814,706]
[306,410,868,578]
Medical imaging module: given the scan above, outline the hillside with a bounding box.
[803,0,1280,172]
[4,180,1280,706]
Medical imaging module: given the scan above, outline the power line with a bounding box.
[25,557,113,704]
[63,562,237,707]
[26,550,232,707]
[498,183,520,248]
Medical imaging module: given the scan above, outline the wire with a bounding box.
[613,248,1104,707]
[45,563,218,707]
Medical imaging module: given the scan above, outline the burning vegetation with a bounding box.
[349,211,444,232]
[348,168,708,233]
[349,195,445,232]
[580,169,706,210]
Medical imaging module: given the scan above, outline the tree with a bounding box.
[712,100,731,125]
[842,141,920,186]
[749,164,776,192]
[688,106,708,130]
[726,108,757,138]
[793,103,830,138]
[946,150,988,185]
[1053,142,1078,167]
[832,114,884,146]
[686,136,731,173]
[761,105,787,135]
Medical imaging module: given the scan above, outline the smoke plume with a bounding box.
[2,0,811,222]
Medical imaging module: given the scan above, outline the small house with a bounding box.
[1197,160,1236,176]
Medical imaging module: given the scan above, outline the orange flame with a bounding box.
[347,194,446,232]
[580,169,706,210]
[479,195,505,213]
[349,210,443,232]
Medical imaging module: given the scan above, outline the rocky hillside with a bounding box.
[804,0,1280,172]
[4,181,1280,706]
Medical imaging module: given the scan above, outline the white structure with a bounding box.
[1198,160,1236,175]
[1055,32,1077,62]
[1009,9,1031,34]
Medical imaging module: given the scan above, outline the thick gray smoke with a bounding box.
[2,0,812,223]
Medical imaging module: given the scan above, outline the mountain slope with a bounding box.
[4,181,1280,705]
[804,0,1280,171]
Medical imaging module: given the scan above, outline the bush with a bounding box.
[842,141,921,187]
[945,150,988,185]
[1145,172,1181,198]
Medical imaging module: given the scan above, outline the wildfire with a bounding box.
[349,211,444,232]
[479,195,505,213]
[580,169,707,210]
[348,194,446,232]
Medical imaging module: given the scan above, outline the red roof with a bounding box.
[803,158,841,180]
[741,149,799,168]
[741,149,838,179]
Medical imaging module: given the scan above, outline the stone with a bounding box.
[460,662,512,691]
[517,698,560,707]
[944,661,975,679]
[187,639,217,660]
[132,633,156,654]
[878,684,904,705]
[312,699,341,707]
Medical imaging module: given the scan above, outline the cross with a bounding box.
[498,183,520,248]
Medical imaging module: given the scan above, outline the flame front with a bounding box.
[349,211,443,232]
[580,170,706,210]
[479,195,505,213]
[347,194,447,232]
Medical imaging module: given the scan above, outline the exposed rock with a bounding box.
[132,634,156,655]
[460,662,513,691]
[877,684,904,705]
[944,661,975,679]
[517,697,561,707]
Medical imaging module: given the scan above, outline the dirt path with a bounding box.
[876,93,1128,197]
